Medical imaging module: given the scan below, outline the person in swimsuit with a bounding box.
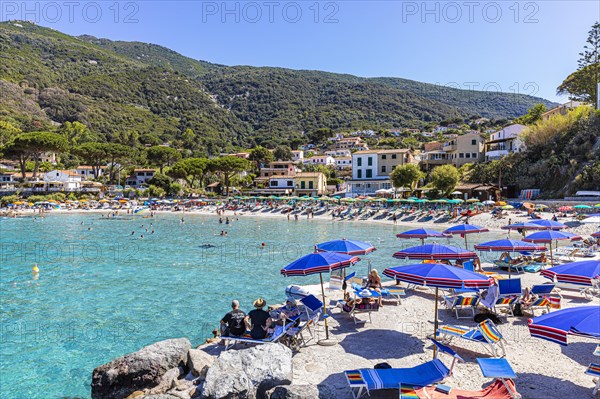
[367,269,383,306]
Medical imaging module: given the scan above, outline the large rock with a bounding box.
[202,344,292,399]
[91,338,192,399]
[187,349,215,379]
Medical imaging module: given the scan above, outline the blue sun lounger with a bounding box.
[222,324,290,350]
[477,357,521,399]
[436,319,506,358]
[344,339,462,399]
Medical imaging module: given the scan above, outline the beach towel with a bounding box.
[415,379,517,399]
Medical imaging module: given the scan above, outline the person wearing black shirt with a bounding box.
[245,298,270,339]
[220,300,247,337]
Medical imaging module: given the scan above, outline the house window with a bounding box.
[472,153,477,158]
[309,181,314,189]
[301,181,306,189]
[357,157,362,166]
[357,170,362,178]
[381,165,386,173]
[471,139,476,145]
[287,181,293,187]
[466,153,471,158]
[272,181,278,186]
[392,154,397,159]
[381,154,387,160]
[459,153,464,158]
[367,157,373,166]
[366,169,373,178]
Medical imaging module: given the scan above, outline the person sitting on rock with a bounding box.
[220,300,247,339]
[245,298,271,339]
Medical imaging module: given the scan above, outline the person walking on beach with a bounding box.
[392,214,397,224]
[220,300,246,340]
[294,214,298,221]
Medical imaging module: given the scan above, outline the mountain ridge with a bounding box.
[0,21,557,154]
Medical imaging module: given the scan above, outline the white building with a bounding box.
[126,169,156,187]
[269,176,295,191]
[304,155,335,166]
[348,149,414,196]
[324,149,351,158]
[335,157,352,170]
[74,165,104,180]
[485,124,527,161]
[291,150,304,162]
[43,170,83,192]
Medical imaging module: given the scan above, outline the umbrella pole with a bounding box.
[319,273,332,342]
[433,287,439,359]
[464,235,468,250]
[549,242,553,266]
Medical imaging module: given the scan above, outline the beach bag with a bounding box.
[513,302,523,317]
[374,362,392,369]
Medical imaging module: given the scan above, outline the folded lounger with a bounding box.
[344,339,462,399]
[436,319,506,358]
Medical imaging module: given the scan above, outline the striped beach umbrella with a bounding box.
[528,306,600,345]
[474,239,547,252]
[529,220,567,230]
[443,224,489,249]
[315,239,376,255]
[392,243,477,260]
[592,231,600,238]
[541,260,600,286]
[396,228,449,245]
[524,230,582,264]
[383,263,493,357]
[281,252,360,342]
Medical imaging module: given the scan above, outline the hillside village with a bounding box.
[0,100,588,201]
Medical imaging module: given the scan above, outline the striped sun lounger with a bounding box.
[344,339,462,399]
[585,363,600,395]
[436,319,506,358]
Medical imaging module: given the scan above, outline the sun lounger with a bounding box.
[344,339,462,399]
[594,344,600,357]
[477,358,521,399]
[436,319,506,358]
[351,282,405,304]
[443,295,480,319]
[413,379,519,399]
[585,363,600,395]
[493,296,519,316]
[222,324,289,350]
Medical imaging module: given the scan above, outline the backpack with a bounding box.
[513,302,523,317]
[374,362,392,369]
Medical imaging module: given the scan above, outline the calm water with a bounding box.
[0,212,506,398]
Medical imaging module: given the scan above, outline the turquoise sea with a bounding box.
[0,212,503,398]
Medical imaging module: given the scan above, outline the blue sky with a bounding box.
[3,1,598,102]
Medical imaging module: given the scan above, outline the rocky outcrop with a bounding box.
[91,338,192,399]
[187,349,215,379]
[202,344,293,399]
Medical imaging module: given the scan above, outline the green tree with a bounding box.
[429,164,461,196]
[273,145,293,161]
[104,143,135,184]
[167,158,208,187]
[146,146,182,173]
[2,132,67,178]
[209,156,251,196]
[249,146,273,171]
[181,128,196,149]
[74,142,109,178]
[148,173,172,192]
[59,121,96,145]
[390,164,424,191]
[0,120,22,145]
[557,22,600,106]
[514,103,548,125]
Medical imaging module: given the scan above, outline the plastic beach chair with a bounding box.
[498,278,522,297]
[586,363,600,395]
[436,319,506,358]
[443,295,480,319]
[477,358,521,399]
[298,294,323,344]
[344,339,463,399]
[493,296,519,316]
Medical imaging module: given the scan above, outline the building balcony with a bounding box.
[442,144,457,151]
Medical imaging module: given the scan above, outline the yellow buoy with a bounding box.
[32,264,39,273]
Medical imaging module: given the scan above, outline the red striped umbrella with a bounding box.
[393,243,477,260]
[541,260,600,286]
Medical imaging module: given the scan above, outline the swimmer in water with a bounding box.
[151,229,155,234]
[131,231,135,235]
[140,234,144,239]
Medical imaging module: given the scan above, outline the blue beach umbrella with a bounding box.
[315,239,376,255]
[383,263,493,357]
[396,228,449,245]
[592,231,600,238]
[524,230,582,264]
[474,239,547,252]
[501,222,543,231]
[541,260,600,286]
[529,220,567,230]
[392,243,477,260]
[528,306,600,345]
[443,224,489,249]
[281,252,360,341]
